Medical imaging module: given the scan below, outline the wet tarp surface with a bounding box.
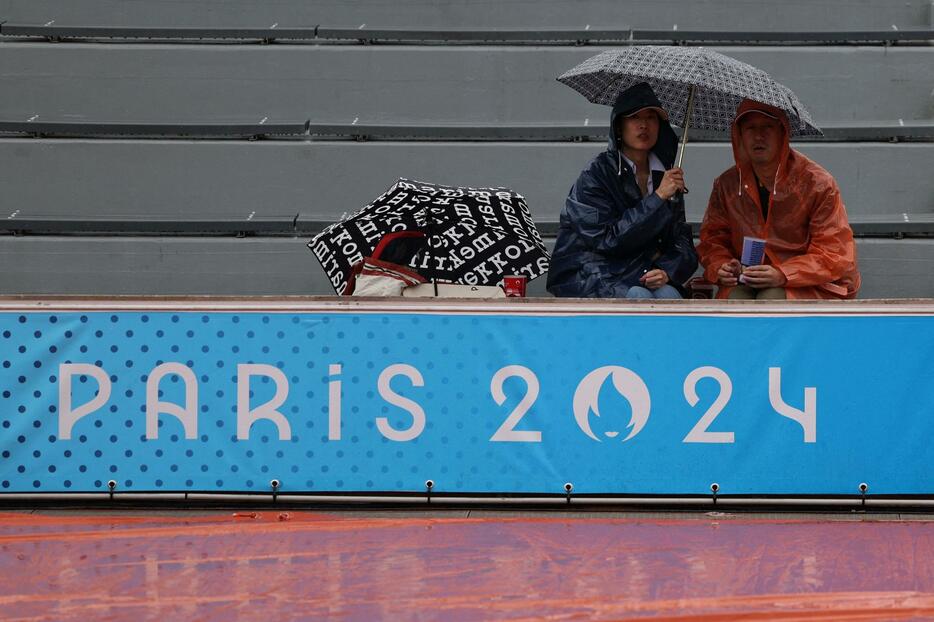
[0,511,932,620]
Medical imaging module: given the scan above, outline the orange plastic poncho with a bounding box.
[697,100,861,299]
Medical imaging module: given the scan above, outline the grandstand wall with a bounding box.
[0,1,932,298]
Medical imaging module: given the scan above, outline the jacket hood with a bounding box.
[730,99,793,199]
[609,82,679,171]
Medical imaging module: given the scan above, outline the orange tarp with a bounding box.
[0,511,932,620]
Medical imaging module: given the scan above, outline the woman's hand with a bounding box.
[640,268,670,290]
[654,167,686,200]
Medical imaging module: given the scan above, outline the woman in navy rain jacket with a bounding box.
[546,82,698,298]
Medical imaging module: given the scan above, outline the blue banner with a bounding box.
[1,306,932,495]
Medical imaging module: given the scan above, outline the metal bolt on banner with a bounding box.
[859,482,869,506]
[710,482,720,504]
[564,482,573,504]
[425,479,434,503]
[270,479,281,501]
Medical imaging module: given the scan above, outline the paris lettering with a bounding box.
[56,362,816,444]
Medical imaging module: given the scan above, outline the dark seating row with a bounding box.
[1,236,932,299]
[0,120,309,138]
[1,140,927,221]
[2,44,930,125]
[3,23,933,44]
[3,214,932,238]
[2,119,933,142]
[0,0,931,30]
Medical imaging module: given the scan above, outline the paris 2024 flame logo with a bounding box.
[572,366,651,441]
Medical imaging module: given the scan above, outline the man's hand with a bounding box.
[717,259,742,287]
[654,167,686,200]
[640,268,669,290]
[741,265,787,288]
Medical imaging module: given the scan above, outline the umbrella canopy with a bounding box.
[558,46,821,137]
[309,178,550,295]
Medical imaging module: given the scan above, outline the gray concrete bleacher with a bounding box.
[1,140,929,227]
[3,24,932,44]
[2,45,931,123]
[2,236,931,300]
[1,0,931,29]
[1,1,932,298]
[2,139,932,298]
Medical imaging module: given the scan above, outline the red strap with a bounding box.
[370,230,426,260]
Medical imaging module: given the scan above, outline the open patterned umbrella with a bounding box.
[309,178,550,295]
[558,46,821,165]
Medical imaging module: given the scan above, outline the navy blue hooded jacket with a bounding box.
[546,84,698,297]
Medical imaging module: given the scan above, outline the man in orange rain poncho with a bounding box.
[697,99,861,299]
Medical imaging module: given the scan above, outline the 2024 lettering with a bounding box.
[56,363,816,444]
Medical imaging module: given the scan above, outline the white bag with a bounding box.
[349,258,426,297]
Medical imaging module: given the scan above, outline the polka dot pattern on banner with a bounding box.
[0,311,580,494]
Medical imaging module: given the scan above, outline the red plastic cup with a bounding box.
[503,275,527,297]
